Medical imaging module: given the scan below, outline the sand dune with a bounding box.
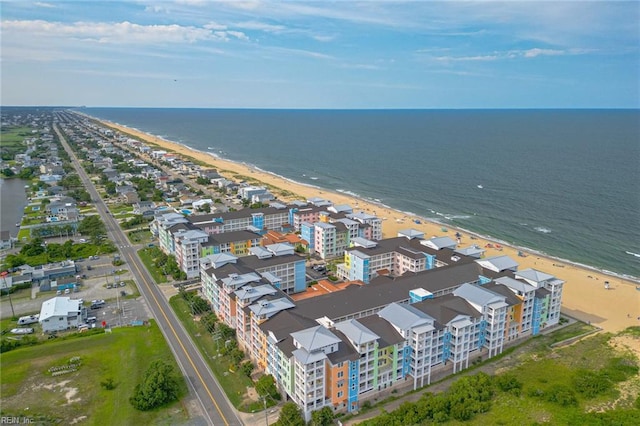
[103,119,640,333]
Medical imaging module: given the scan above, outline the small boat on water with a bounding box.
[477,185,483,189]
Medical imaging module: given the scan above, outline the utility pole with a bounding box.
[262,396,268,426]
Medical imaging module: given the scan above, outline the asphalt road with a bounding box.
[54,117,243,426]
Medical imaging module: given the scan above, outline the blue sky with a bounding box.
[1,1,638,108]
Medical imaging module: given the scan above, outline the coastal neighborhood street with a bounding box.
[54,122,243,425]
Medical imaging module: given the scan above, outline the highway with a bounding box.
[54,116,242,426]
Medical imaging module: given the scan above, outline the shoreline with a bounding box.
[84,113,640,333]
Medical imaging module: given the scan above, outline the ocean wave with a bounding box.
[336,189,361,198]
[534,227,552,234]
[444,215,472,220]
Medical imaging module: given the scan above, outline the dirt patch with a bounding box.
[70,416,87,424]
[64,387,81,405]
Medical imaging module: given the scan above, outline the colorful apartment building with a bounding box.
[150,212,189,254]
[204,244,564,421]
[200,230,263,257]
[336,234,466,284]
[174,228,209,278]
[187,203,294,235]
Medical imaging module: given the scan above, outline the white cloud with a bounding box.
[34,2,56,8]
[262,46,334,60]
[1,19,242,45]
[204,21,227,30]
[434,54,500,63]
[428,47,595,63]
[312,34,337,42]
[234,20,286,33]
[523,48,564,58]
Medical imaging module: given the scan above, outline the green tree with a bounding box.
[20,238,45,257]
[255,374,281,401]
[105,181,116,195]
[200,312,218,333]
[78,215,106,239]
[240,361,254,377]
[129,360,181,411]
[274,402,305,426]
[311,406,334,426]
[1,168,15,177]
[17,167,36,179]
[215,323,235,340]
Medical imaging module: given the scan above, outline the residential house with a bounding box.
[39,296,83,332]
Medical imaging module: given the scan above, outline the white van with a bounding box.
[17,315,39,325]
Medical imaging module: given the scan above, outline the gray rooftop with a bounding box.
[334,319,379,345]
[203,230,261,245]
[453,283,506,308]
[356,315,404,348]
[494,276,536,294]
[515,268,556,283]
[291,325,341,352]
[249,297,295,319]
[234,284,278,302]
[475,255,519,273]
[421,236,458,250]
[293,261,484,321]
[378,302,434,331]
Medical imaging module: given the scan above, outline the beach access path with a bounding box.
[100,119,640,334]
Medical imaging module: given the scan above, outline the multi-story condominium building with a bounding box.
[237,185,268,200]
[174,228,209,278]
[200,230,263,257]
[188,204,293,234]
[203,235,565,421]
[200,243,306,323]
[514,268,564,327]
[291,205,327,231]
[300,222,315,251]
[336,233,465,284]
[313,222,350,260]
[345,212,382,241]
[150,212,189,254]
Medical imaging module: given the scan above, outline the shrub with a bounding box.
[545,384,578,407]
[130,360,180,411]
[572,369,612,398]
[100,378,116,390]
[495,374,523,395]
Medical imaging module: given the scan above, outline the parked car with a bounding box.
[11,328,34,335]
[17,315,39,325]
[90,300,105,309]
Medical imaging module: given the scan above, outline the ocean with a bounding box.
[81,108,640,279]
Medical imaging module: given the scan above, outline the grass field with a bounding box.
[137,248,168,284]
[417,327,640,426]
[0,321,189,425]
[1,126,33,145]
[127,229,153,244]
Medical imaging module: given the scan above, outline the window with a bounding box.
[337,371,344,378]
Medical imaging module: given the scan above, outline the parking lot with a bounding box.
[1,254,152,325]
[85,297,150,328]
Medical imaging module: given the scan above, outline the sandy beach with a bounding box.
[101,119,640,334]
